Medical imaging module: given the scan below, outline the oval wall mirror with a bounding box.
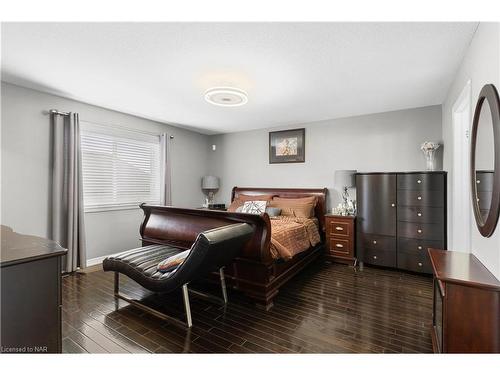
[470,84,500,237]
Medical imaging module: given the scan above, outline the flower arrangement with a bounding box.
[420,141,441,171]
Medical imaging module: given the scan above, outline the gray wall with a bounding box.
[1,82,210,260]
[208,105,443,210]
[442,23,500,278]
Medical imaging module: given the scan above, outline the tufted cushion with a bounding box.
[102,244,187,292]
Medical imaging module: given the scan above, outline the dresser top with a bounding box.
[428,248,500,291]
[355,171,447,175]
[0,225,67,267]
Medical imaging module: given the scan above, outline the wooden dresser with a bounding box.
[429,248,500,353]
[0,226,67,353]
[356,171,447,274]
[325,214,356,265]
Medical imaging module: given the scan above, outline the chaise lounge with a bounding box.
[102,223,253,327]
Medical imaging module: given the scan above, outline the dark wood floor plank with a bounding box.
[62,337,87,353]
[62,259,433,353]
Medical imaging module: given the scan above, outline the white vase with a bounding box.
[424,149,437,171]
[421,142,441,171]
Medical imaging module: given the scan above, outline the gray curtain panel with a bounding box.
[51,112,86,272]
[160,133,172,205]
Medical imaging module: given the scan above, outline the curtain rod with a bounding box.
[48,109,70,116]
[45,109,174,139]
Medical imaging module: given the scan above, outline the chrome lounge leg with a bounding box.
[182,284,193,328]
[220,267,228,304]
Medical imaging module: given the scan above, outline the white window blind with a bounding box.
[80,122,162,212]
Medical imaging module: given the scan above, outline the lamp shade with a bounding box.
[334,170,357,189]
[201,175,220,190]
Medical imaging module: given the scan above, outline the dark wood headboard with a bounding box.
[231,187,328,232]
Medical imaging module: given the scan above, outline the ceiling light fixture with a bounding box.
[204,87,248,107]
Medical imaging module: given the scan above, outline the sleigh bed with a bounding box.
[139,187,327,309]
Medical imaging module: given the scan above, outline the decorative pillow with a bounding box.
[227,194,274,212]
[265,206,282,217]
[228,200,244,212]
[157,250,190,273]
[270,196,317,218]
[241,200,267,214]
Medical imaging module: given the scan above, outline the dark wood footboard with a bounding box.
[139,187,327,309]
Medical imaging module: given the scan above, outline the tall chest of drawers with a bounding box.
[356,172,447,274]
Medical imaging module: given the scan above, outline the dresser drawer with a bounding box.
[397,190,444,207]
[360,248,396,267]
[398,221,444,241]
[397,173,444,191]
[397,252,432,274]
[398,237,444,255]
[358,234,396,252]
[475,171,494,192]
[477,191,493,211]
[397,206,444,224]
[328,220,352,238]
[328,237,353,256]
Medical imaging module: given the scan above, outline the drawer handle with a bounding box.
[336,244,344,248]
[417,196,422,200]
[477,179,481,184]
[373,255,377,260]
[335,226,344,231]
[391,203,395,207]
[418,262,423,267]
[417,212,422,217]
[418,246,423,250]
[417,229,422,234]
[373,240,377,244]
[417,179,422,184]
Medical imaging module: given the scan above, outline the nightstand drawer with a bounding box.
[328,237,352,256]
[328,220,352,237]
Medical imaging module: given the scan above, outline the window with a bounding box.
[80,122,162,212]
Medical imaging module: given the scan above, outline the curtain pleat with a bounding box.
[160,133,172,206]
[51,113,86,272]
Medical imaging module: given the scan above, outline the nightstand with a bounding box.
[325,214,356,265]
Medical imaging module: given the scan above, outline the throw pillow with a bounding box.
[270,196,317,218]
[265,206,282,217]
[241,200,267,214]
[227,194,274,212]
[157,250,190,273]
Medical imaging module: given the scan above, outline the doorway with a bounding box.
[451,80,472,252]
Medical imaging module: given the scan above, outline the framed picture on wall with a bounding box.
[269,128,305,164]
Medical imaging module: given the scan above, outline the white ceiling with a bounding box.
[1,22,478,134]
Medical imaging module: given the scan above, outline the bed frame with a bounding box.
[139,187,328,309]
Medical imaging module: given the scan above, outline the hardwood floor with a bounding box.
[61,259,434,353]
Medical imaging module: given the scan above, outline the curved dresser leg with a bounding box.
[182,284,193,328]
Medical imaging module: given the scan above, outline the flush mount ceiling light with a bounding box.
[204,87,248,107]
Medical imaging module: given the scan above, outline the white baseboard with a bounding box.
[86,253,118,267]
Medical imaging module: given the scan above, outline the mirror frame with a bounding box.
[470,84,500,237]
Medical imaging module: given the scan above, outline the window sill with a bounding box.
[84,204,159,213]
